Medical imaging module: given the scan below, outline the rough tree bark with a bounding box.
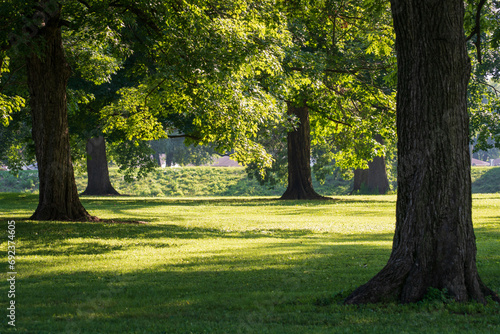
[352,135,390,194]
[345,0,499,304]
[280,104,328,200]
[26,6,96,221]
[81,136,120,196]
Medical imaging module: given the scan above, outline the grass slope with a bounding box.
[471,167,500,193]
[0,167,352,196]
[1,166,499,196]
[1,193,499,333]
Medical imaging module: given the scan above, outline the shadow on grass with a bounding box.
[6,194,499,333]
[80,195,396,208]
[12,218,395,257]
[13,243,393,333]
[0,193,394,221]
[78,196,397,223]
[24,242,128,256]
[13,240,500,334]
[0,192,38,214]
[475,227,500,242]
[0,193,397,224]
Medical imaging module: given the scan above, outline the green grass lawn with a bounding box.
[1,193,499,333]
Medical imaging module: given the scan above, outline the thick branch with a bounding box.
[108,1,161,34]
[465,0,487,63]
[77,0,91,9]
[167,134,203,141]
[58,19,72,28]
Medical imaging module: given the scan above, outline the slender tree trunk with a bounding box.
[345,0,498,304]
[153,152,161,167]
[26,7,96,221]
[81,136,120,196]
[352,135,390,194]
[165,151,174,167]
[280,104,328,200]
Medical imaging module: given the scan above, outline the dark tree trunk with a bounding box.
[280,104,328,200]
[81,136,120,196]
[165,151,174,167]
[153,152,161,167]
[352,135,390,194]
[26,7,96,221]
[345,0,498,304]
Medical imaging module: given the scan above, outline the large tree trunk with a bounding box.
[352,135,390,194]
[26,6,96,221]
[81,136,120,196]
[280,104,328,200]
[352,158,388,194]
[345,0,499,304]
[165,151,174,167]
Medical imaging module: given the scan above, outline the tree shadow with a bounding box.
[14,218,395,258]
[474,227,500,242]
[78,195,394,214]
[10,212,499,333]
[16,231,499,334]
[0,193,398,223]
[13,242,393,333]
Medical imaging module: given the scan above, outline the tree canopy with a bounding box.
[0,0,295,219]
[465,0,500,154]
[0,0,498,218]
[245,0,396,193]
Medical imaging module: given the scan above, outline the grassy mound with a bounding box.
[471,167,500,193]
[1,166,498,196]
[0,166,352,196]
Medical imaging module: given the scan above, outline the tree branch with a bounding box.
[465,0,487,63]
[479,81,500,97]
[167,134,203,141]
[288,63,390,75]
[108,1,161,34]
[288,66,356,74]
[58,19,72,28]
[307,105,352,127]
[145,77,169,105]
[77,0,91,9]
[0,64,26,93]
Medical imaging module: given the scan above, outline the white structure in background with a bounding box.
[471,158,490,166]
[209,156,242,167]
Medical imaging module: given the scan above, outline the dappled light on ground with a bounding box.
[1,194,498,333]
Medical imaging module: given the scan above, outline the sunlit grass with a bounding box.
[0,193,499,333]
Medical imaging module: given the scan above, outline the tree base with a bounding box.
[344,259,500,304]
[279,186,331,200]
[81,187,120,196]
[30,204,99,222]
[82,136,121,197]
